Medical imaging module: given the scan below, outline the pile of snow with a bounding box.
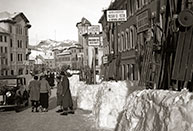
[116,89,193,131]
[69,75,83,97]
[69,75,193,130]
[93,81,128,129]
[76,84,102,111]
[69,75,141,129]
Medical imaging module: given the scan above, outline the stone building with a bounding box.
[0,11,31,76]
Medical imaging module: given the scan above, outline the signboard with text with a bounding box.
[106,10,127,22]
[136,9,150,33]
[88,37,100,46]
[102,56,108,64]
[88,25,100,35]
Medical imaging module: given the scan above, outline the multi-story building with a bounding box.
[99,0,167,81]
[53,44,82,70]
[76,17,91,68]
[0,11,31,76]
[76,18,104,82]
[0,27,9,75]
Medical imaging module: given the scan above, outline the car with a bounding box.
[0,76,29,112]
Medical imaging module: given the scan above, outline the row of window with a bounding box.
[57,57,71,61]
[10,25,28,36]
[0,35,7,42]
[123,0,154,18]
[11,53,26,62]
[121,64,138,80]
[17,40,23,48]
[1,58,8,65]
[1,69,28,76]
[0,37,28,49]
[118,26,136,52]
[0,46,7,53]
[10,39,28,48]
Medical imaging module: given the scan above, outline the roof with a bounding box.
[76,17,91,27]
[0,11,30,25]
[57,50,71,56]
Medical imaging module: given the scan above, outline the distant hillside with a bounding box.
[29,39,78,51]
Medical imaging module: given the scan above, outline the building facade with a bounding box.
[0,11,31,76]
[76,18,104,83]
[53,44,82,70]
[99,0,167,82]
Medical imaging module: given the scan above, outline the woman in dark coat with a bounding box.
[60,71,74,115]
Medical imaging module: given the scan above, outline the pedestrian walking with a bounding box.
[39,75,51,112]
[60,71,74,115]
[55,75,63,113]
[28,75,40,112]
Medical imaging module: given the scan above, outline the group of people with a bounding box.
[28,75,51,112]
[28,71,74,115]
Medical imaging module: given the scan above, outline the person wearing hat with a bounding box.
[60,71,74,115]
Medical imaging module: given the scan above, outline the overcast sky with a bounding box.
[0,0,112,45]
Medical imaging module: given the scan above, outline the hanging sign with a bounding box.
[88,37,100,46]
[106,10,127,22]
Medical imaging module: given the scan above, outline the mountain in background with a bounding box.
[29,39,78,51]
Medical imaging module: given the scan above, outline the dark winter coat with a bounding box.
[61,74,73,108]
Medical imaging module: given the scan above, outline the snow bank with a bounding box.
[116,89,193,131]
[69,75,193,130]
[93,81,128,129]
[69,76,141,129]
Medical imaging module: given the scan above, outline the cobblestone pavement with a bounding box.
[0,89,111,131]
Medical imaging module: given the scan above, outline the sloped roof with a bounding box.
[76,17,91,27]
[0,11,30,23]
[81,17,91,25]
[57,50,71,56]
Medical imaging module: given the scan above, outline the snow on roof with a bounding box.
[0,11,29,23]
[57,50,71,56]
[29,49,54,60]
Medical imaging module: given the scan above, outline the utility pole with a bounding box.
[93,47,96,84]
